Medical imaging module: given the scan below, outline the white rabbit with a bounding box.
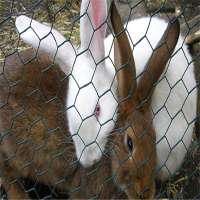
[16,0,197,180]
[16,0,118,168]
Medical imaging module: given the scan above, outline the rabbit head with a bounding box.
[109,2,180,199]
[66,0,118,167]
[15,0,118,168]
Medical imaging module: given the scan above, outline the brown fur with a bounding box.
[0,49,78,198]
[109,2,180,199]
[68,155,127,199]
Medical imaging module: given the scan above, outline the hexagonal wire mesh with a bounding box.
[0,0,200,199]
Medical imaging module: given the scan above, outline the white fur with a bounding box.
[15,15,75,74]
[66,0,118,167]
[80,0,107,63]
[16,12,197,175]
[105,17,197,180]
[67,52,118,167]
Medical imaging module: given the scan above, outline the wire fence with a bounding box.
[0,0,200,199]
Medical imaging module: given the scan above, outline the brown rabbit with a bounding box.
[109,2,179,198]
[109,2,180,198]
[0,49,79,198]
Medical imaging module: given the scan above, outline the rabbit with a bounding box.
[16,0,196,189]
[15,0,118,168]
[0,49,81,198]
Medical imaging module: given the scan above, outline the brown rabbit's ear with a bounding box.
[110,1,136,114]
[137,18,180,105]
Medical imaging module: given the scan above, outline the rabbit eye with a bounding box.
[126,135,133,152]
[94,104,100,117]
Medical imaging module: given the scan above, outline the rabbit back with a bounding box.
[0,49,77,190]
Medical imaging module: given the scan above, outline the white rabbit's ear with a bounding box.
[15,15,75,75]
[80,0,107,63]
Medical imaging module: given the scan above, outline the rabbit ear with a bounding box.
[80,0,107,63]
[110,1,136,116]
[15,15,75,75]
[137,18,180,105]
